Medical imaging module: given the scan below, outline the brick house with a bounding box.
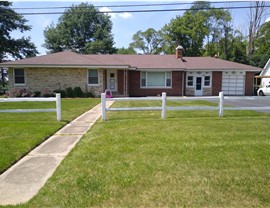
[0,47,262,97]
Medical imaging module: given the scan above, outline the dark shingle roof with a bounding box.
[0,51,262,72]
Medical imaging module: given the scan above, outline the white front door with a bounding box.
[195,76,203,96]
[107,70,118,92]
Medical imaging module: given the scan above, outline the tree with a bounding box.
[161,9,209,55]
[0,1,38,88]
[160,1,233,56]
[116,47,137,54]
[247,1,267,58]
[204,8,232,57]
[129,28,162,54]
[43,3,116,54]
[0,2,37,61]
[251,21,270,67]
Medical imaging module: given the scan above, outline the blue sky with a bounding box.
[10,0,269,55]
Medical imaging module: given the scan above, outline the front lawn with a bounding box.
[22,100,270,207]
[0,98,100,173]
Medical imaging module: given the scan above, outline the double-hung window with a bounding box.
[141,71,172,88]
[88,69,99,85]
[187,76,193,86]
[14,68,25,85]
[204,76,211,87]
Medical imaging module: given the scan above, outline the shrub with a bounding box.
[43,93,54,97]
[12,88,30,97]
[53,89,66,98]
[32,91,41,97]
[66,87,74,98]
[84,91,95,98]
[74,87,83,97]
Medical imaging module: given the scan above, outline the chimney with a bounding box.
[176,45,184,59]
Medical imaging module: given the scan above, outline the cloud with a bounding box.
[100,7,116,18]
[118,12,133,19]
[100,7,133,19]
[265,17,270,23]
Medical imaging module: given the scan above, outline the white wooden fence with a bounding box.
[101,92,270,121]
[0,93,61,121]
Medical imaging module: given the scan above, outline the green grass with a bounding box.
[12,100,270,208]
[0,98,100,173]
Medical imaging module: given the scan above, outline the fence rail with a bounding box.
[101,92,270,121]
[0,93,61,121]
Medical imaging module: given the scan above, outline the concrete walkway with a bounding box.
[0,101,113,206]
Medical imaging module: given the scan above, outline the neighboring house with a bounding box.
[258,58,270,87]
[0,47,262,97]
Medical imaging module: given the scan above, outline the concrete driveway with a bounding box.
[225,96,270,114]
[208,96,270,114]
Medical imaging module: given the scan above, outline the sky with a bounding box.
[9,0,270,55]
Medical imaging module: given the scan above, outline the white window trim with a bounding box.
[14,68,26,86]
[187,76,194,87]
[87,69,100,86]
[140,71,172,89]
[204,75,212,88]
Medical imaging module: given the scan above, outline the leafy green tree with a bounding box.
[129,28,162,54]
[0,1,38,88]
[43,3,115,54]
[0,1,37,61]
[160,1,235,57]
[116,47,137,54]
[251,21,270,67]
[161,11,208,56]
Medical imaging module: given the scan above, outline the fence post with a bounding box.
[101,93,106,121]
[219,92,224,117]
[161,92,167,119]
[56,93,61,121]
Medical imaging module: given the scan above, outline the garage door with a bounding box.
[222,71,245,95]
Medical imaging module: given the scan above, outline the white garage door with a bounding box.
[222,71,245,95]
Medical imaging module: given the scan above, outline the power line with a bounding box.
[12,1,252,10]
[9,5,270,16]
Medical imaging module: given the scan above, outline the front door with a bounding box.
[107,70,118,92]
[195,77,203,96]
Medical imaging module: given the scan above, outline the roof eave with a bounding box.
[186,68,262,72]
[135,68,185,71]
[0,64,130,69]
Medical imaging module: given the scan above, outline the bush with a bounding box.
[53,89,66,98]
[74,87,83,97]
[33,91,41,97]
[66,87,74,98]
[84,91,95,98]
[43,93,54,97]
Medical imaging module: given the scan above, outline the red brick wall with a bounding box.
[212,71,222,96]
[129,71,183,97]
[245,72,255,96]
[117,70,124,94]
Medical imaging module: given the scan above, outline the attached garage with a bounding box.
[222,71,245,95]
